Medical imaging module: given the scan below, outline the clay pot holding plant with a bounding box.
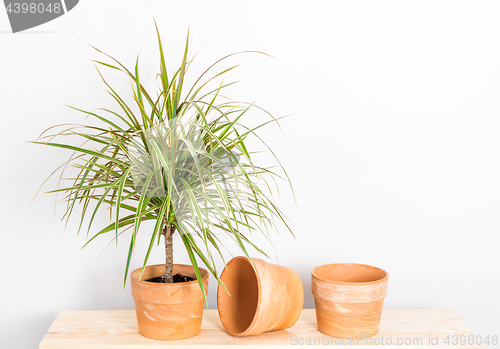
[311,263,388,338]
[130,264,208,340]
[217,257,304,336]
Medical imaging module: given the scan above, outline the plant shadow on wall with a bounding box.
[30,21,295,340]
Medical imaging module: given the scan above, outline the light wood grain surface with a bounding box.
[39,309,480,348]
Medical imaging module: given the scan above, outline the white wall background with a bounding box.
[1,1,499,348]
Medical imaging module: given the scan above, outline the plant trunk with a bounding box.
[164,225,175,283]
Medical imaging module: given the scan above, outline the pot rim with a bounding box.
[217,256,262,336]
[131,263,209,285]
[311,263,388,286]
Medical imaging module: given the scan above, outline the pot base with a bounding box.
[314,298,384,338]
[134,301,204,340]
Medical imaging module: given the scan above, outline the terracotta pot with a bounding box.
[311,263,388,338]
[217,256,304,336]
[130,264,208,340]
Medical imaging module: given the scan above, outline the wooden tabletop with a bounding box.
[39,309,480,348]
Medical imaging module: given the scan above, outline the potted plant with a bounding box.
[32,24,294,340]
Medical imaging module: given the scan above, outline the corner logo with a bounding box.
[3,0,79,33]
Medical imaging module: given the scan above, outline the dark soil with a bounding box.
[146,273,196,283]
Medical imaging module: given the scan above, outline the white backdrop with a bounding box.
[1,1,499,348]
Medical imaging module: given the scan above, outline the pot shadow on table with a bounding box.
[1,311,59,349]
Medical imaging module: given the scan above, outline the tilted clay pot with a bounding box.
[217,256,304,336]
[130,264,208,340]
[311,263,388,338]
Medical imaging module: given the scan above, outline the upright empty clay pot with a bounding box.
[130,264,208,340]
[311,263,388,338]
[217,256,304,336]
